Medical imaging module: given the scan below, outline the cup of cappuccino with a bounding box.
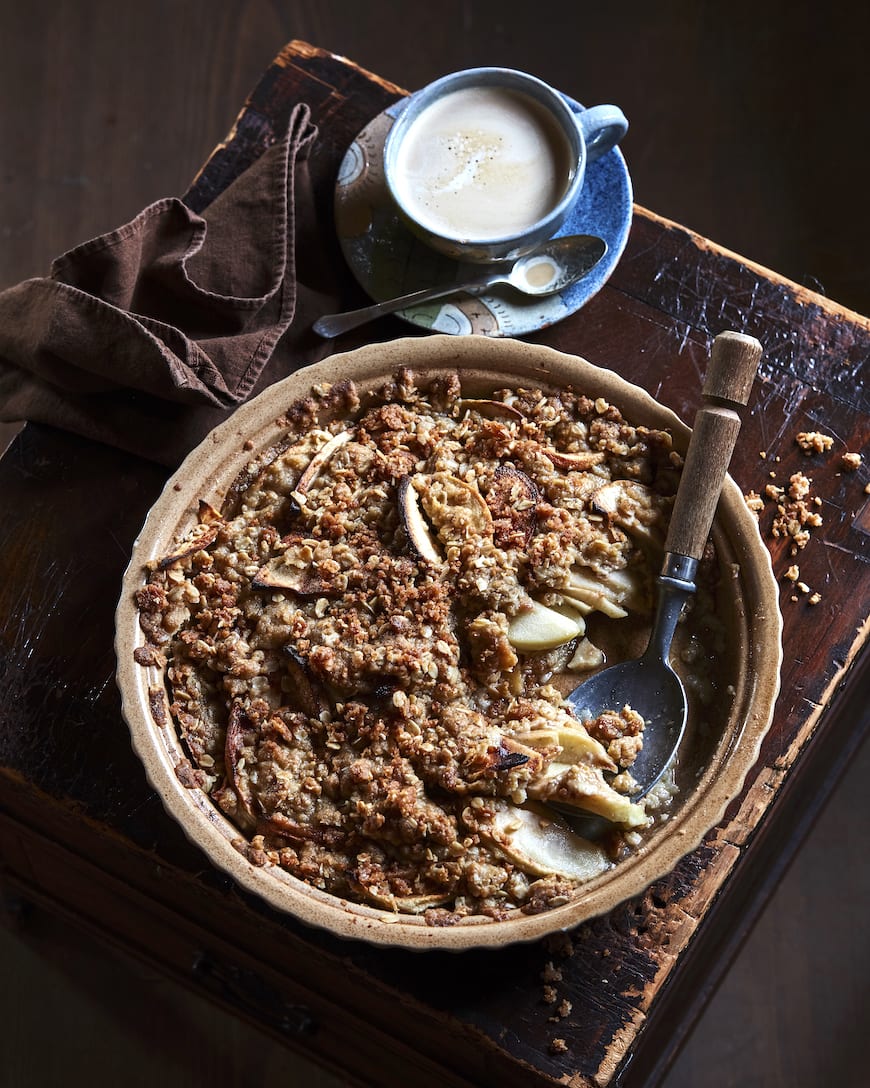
[383,67,628,263]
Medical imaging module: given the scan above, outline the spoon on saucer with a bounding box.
[312,234,607,338]
[565,332,763,834]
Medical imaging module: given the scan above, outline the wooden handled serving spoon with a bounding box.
[566,331,763,809]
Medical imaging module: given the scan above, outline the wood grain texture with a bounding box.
[666,407,742,559]
[1,15,868,1088]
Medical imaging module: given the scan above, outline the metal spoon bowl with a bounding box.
[567,556,696,798]
[312,234,607,338]
[566,331,763,820]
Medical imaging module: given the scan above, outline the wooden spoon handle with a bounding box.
[664,331,763,559]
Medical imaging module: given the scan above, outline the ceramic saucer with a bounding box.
[334,95,633,337]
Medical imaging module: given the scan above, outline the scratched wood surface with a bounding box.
[0,41,868,1088]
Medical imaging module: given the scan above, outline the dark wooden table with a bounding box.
[1,42,868,1088]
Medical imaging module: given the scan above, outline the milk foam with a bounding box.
[393,87,573,241]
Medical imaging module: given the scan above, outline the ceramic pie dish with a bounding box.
[115,335,781,950]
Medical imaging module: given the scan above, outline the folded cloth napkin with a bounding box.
[0,103,342,466]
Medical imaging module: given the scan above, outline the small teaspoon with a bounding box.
[312,234,607,338]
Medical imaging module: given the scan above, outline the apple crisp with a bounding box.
[134,368,723,921]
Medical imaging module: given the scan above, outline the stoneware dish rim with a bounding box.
[115,334,782,951]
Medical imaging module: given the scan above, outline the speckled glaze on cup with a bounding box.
[115,336,782,951]
[383,68,628,263]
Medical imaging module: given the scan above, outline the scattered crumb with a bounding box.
[746,429,865,597]
[788,473,811,500]
[796,431,834,454]
[541,962,563,984]
[243,438,255,451]
[744,490,764,514]
[548,999,573,1021]
[771,496,823,555]
[549,1038,569,1055]
[542,984,558,1004]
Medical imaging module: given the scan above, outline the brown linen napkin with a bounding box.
[0,103,341,466]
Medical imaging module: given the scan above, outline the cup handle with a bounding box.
[576,104,628,164]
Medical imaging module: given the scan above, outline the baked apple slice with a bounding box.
[590,479,668,549]
[507,598,586,652]
[527,761,648,828]
[482,801,610,881]
[289,428,352,506]
[397,475,443,565]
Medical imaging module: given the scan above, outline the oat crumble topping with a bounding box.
[134,370,727,919]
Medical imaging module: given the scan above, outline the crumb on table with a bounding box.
[541,961,563,984]
[744,490,764,514]
[548,998,574,1023]
[796,431,834,454]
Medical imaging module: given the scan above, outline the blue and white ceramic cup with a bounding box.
[383,67,628,263]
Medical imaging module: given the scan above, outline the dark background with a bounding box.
[1,2,868,1086]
